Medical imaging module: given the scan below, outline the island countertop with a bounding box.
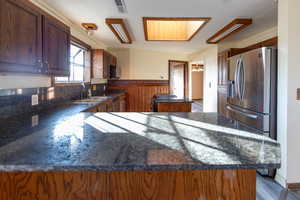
[0,104,280,172]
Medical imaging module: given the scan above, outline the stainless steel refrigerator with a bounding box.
[227,47,277,176]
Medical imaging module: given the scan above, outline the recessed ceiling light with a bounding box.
[143,17,211,42]
[106,18,132,44]
[206,18,252,44]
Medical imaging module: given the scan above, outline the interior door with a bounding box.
[0,0,43,73]
[169,61,188,98]
[43,16,70,76]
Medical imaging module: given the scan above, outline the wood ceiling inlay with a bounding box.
[143,17,211,41]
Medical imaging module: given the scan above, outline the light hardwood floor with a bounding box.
[192,100,203,112]
[257,175,300,200]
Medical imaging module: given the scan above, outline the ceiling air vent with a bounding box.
[114,0,127,13]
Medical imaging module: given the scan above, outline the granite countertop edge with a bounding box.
[0,163,281,172]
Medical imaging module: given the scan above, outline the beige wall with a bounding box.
[109,48,189,80]
[0,0,107,90]
[275,0,300,187]
[189,46,218,112]
[191,71,203,99]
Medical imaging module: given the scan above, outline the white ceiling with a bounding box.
[42,0,278,54]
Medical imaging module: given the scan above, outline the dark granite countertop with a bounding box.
[0,102,280,172]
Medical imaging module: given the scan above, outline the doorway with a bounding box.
[168,60,189,98]
[191,63,204,112]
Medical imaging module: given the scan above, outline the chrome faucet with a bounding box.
[80,82,86,99]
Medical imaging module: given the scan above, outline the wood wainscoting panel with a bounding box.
[108,80,170,112]
[0,169,256,200]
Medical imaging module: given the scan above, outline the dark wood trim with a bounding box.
[297,89,300,100]
[207,18,252,44]
[288,183,300,190]
[229,37,278,57]
[108,79,169,86]
[143,17,211,41]
[71,36,92,50]
[168,60,189,98]
[106,18,132,44]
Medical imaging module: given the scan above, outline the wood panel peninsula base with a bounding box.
[0,169,256,200]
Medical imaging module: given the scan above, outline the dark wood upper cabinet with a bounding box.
[217,50,230,117]
[92,49,116,79]
[218,50,230,86]
[0,0,43,73]
[0,0,70,76]
[43,16,70,76]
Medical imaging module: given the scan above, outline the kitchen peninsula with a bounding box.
[152,94,194,112]
[0,103,280,200]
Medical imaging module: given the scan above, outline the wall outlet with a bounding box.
[31,94,39,106]
[31,115,39,127]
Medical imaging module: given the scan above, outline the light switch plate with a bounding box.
[32,94,39,106]
[32,115,39,127]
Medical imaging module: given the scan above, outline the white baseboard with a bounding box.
[275,173,287,188]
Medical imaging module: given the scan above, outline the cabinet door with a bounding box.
[0,0,43,73]
[43,16,70,76]
[97,103,107,112]
[112,56,117,66]
[218,86,228,117]
[103,52,109,79]
[218,51,229,85]
[119,96,126,112]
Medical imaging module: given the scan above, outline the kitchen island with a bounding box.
[0,104,280,200]
[152,94,194,112]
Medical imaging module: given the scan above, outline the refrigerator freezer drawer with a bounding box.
[226,104,270,132]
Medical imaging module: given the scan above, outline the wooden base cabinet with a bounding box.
[217,50,230,117]
[0,169,256,200]
[218,85,228,117]
[156,102,192,112]
[0,0,70,75]
[84,94,126,113]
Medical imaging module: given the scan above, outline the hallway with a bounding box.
[192,100,203,112]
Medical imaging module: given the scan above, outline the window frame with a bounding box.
[54,36,92,85]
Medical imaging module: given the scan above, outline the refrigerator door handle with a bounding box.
[240,60,245,100]
[234,59,241,99]
[226,105,258,119]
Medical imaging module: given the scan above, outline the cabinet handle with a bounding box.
[45,61,49,73]
[37,60,43,68]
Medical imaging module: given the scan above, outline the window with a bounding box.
[55,42,90,83]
